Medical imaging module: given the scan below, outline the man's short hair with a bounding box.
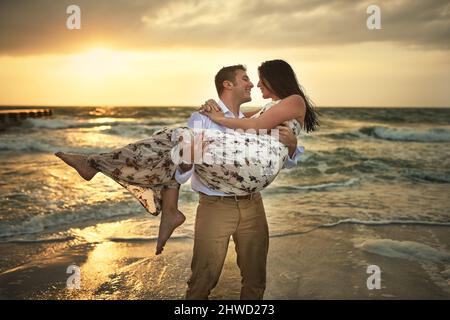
[214,64,246,96]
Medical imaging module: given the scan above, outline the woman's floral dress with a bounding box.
[87,101,302,215]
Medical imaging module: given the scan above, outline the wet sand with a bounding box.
[0,224,449,300]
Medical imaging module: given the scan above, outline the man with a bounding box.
[176,65,301,300]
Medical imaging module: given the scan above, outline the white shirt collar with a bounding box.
[217,100,245,119]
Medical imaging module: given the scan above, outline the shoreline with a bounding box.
[1,223,448,300]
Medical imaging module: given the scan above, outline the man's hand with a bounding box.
[277,122,298,157]
[179,162,193,173]
[178,131,210,172]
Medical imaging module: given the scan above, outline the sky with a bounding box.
[0,0,449,107]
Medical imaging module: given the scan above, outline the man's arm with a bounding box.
[174,112,208,184]
[284,146,304,169]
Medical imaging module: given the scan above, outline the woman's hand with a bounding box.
[199,100,226,124]
[198,99,221,113]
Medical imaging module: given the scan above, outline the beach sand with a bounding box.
[0,224,449,300]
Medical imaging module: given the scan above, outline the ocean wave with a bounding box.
[24,117,169,130]
[0,202,141,239]
[0,139,109,154]
[359,126,450,142]
[298,148,366,166]
[107,234,191,242]
[270,178,359,193]
[404,169,450,184]
[291,178,359,190]
[0,140,57,153]
[353,238,450,263]
[4,236,76,244]
[319,107,450,125]
[320,218,450,228]
[269,219,450,238]
[101,124,162,138]
[324,131,364,140]
[25,118,127,129]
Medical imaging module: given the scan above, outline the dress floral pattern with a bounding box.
[87,100,302,216]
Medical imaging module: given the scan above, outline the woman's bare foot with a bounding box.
[55,152,98,181]
[156,209,186,255]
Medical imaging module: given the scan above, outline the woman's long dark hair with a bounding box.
[258,59,319,133]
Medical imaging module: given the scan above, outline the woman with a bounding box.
[55,59,319,255]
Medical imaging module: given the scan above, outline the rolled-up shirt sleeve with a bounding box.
[175,164,195,184]
[283,145,305,169]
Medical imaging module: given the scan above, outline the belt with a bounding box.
[199,192,258,202]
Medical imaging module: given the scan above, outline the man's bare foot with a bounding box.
[55,152,98,181]
[156,209,186,255]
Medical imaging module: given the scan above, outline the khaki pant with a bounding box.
[185,192,269,300]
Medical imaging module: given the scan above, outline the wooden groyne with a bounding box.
[0,109,52,126]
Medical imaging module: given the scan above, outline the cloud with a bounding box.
[0,0,169,54]
[0,0,448,55]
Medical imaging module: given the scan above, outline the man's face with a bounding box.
[230,70,254,103]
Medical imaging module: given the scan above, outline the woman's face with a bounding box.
[257,75,275,100]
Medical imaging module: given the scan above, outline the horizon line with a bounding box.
[1,104,449,109]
